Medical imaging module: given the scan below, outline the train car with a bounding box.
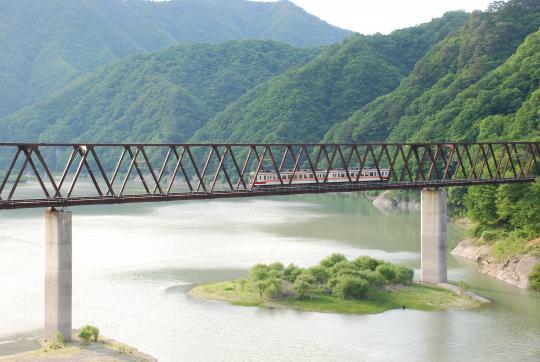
[249,168,389,187]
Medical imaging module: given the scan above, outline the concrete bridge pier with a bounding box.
[44,208,72,342]
[420,188,447,284]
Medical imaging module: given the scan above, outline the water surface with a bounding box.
[1,193,539,361]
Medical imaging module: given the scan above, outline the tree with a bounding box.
[304,266,329,284]
[294,273,317,299]
[375,264,397,283]
[319,253,347,269]
[283,263,303,283]
[332,276,370,299]
[250,264,271,299]
[353,256,381,271]
[529,263,540,291]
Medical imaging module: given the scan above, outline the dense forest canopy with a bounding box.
[0,0,350,118]
[0,41,317,144]
[190,12,469,143]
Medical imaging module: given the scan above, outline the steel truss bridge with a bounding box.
[0,142,538,210]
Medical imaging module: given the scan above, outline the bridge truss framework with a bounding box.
[0,142,538,209]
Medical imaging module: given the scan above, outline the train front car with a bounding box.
[248,168,389,190]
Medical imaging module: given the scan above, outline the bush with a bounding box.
[352,256,381,271]
[529,263,540,291]
[328,261,357,276]
[320,253,347,269]
[89,326,99,342]
[354,270,385,286]
[332,276,369,299]
[294,273,317,299]
[78,328,93,344]
[79,325,99,343]
[305,266,329,284]
[395,266,414,283]
[283,263,303,283]
[55,331,64,345]
[480,229,503,242]
[269,262,284,272]
[375,264,397,283]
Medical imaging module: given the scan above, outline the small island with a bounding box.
[191,254,483,314]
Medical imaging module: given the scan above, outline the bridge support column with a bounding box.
[421,188,447,284]
[44,208,72,342]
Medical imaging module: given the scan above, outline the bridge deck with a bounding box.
[1,142,538,210]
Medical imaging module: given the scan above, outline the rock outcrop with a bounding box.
[452,239,539,289]
[372,191,420,211]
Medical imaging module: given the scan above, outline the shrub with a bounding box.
[55,331,64,345]
[395,266,414,283]
[305,266,329,284]
[283,263,303,283]
[319,253,347,269]
[332,276,369,299]
[375,264,397,283]
[269,262,284,272]
[480,229,503,243]
[529,263,540,291]
[78,328,92,344]
[353,256,381,271]
[79,325,99,343]
[354,270,385,286]
[294,273,317,299]
[328,261,357,276]
[88,326,99,342]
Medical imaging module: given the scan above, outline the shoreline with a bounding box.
[190,280,486,315]
[0,331,156,362]
[451,238,539,289]
[369,193,539,290]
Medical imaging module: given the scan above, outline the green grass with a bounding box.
[190,280,481,315]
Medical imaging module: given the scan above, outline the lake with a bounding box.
[1,193,539,361]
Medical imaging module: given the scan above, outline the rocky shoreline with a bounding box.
[369,193,539,289]
[372,191,420,211]
[452,239,539,289]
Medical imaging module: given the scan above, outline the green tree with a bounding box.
[529,263,540,291]
[332,276,370,299]
[375,264,397,283]
[294,273,317,299]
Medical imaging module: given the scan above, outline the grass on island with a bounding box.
[191,280,479,314]
[190,254,482,315]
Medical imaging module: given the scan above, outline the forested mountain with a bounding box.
[0,0,350,118]
[325,0,540,143]
[323,0,540,255]
[191,12,469,143]
[0,41,317,143]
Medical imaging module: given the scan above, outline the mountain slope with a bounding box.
[0,41,317,143]
[0,0,350,118]
[191,12,469,143]
[325,0,540,143]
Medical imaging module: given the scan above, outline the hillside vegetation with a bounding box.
[191,12,469,143]
[325,0,540,143]
[0,0,350,118]
[0,41,317,143]
[324,0,540,262]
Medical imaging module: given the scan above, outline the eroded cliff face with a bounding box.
[452,239,539,289]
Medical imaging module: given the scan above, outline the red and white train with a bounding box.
[249,168,389,187]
